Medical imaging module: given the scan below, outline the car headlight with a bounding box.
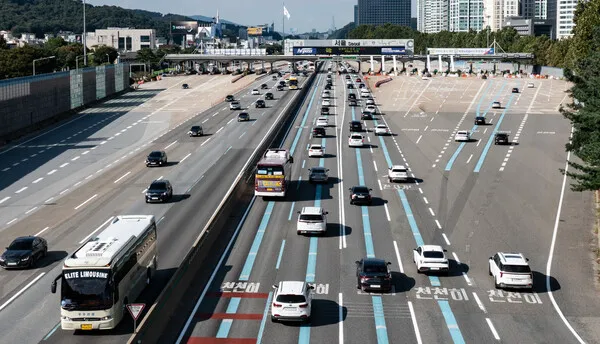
[0,256,4,262]
[101,315,112,321]
[61,316,72,321]
[21,256,30,261]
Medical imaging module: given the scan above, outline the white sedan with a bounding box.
[365,105,377,114]
[348,133,364,147]
[316,117,329,127]
[366,99,375,106]
[251,89,260,95]
[374,124,391,136]
[454,130,471,142]
[413,245,449,274]
[322,99,331,107]
[308,144,324,157]
[322,91,330,98]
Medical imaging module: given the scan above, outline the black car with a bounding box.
[279,81,286,86]
[146,150,168,167]
[324,84,332,90]
[347,84,354,89]
[188,125,204,137]
[308,166,329,183]
[495,133,510,145]
[238,112,250,121]
[256,99,266,108]
[261,83,269,89]
[349,185,372,205]
[345,75,351,80]
[272,75,278,80]
[512,87,519,93]
[361,112,372,120]
[265,92,274,100]
[225,95,235,102]
[349,120,362,132]
[321,107,330,115]
[302,71,308,77]
[349,99,358,107]
[348,93,356,100]
[0,236,47,269]
[277,85,284,91]
[359,83,365,89]
[145,180,173,203]
[356,258,392,292]
[475,116,486,125]
[182,83,189,89]
[313,127,326,137]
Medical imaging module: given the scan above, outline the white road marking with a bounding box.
[0,272,46,312]
[45,197,54,203]
[35,226,50,236]
[180,153,191,163]
[428,207,435,216]
[435,219,442,229]
[408,301,423,344]
[423,197,429,204]
[15,187,28,194]
[1,168,9,172]
[71,156,80,161]
[393,241,405,273]
[239,132,246,139]
[164,140,178,150]
[142,188,147,194]
[202,118,209,124]
[6,218,17,225]
[227,118,234,125]
[473,292,487,313]
[100,140,107,145]
[74,194,98,210]
[418,188,423,194]
[384,204,391,222]
[114,171,131,184]
[201,138,212,146]
[213,112,219,117]
[377,179,383,191]
[32,177,43,184]
[25,207,38,214]
[59,163,69,168]
[466,154,473,164]
[486,318,501,341]
[416,135,422,144]
[0,196,10,204]
[442,233,451,245]
[59,189,69,195]
[216,127,224,134]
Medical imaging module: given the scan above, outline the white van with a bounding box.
[297,207,328,235]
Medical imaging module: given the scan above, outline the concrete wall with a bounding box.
[0,64,129,140]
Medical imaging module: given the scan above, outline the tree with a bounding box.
[564,0,600,71]
[0,35,7,50]
[92,45,118,64]
[136,47,157,65]
[561,25,600,191]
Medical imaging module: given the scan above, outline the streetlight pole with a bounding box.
[83,0,87,66]
[486,15,491,47]
[33,56,56,75]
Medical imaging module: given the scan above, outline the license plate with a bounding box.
[7,262,16,266]
[358,195,365,198]
[430,267,439,270]
[152,197,158,200]
[371,285,381,288]
[284,307,295,311]
[80,324,93,330]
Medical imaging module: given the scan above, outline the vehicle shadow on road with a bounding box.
[37,250,68,268]
[447,260,470,277]
[392,272,416,293]
[532,271,561,293]
[282,299,347,327]
[321,223,352,238]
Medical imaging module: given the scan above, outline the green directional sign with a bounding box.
[319,57,333,60]
[343,56,357,60]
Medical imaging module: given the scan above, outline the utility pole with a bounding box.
[83,0,87,66]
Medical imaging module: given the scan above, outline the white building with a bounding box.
[417,0,449,33]
[85,28,156,52]
[556,0,577,39]
[449,0,486,32]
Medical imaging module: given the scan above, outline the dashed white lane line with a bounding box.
[377,179,383,191]
[452,252,473,286]
[435,219,442,229]
[15,187,28,194]
[79,216,115,244]
[212,112,219,117]
[59,188,70,195]
[416,135,422,144]
[6,218,17,225]
[100,141,107,145]
[428,207,435,216]
[239,132,246,139]
[25,206,38,215]
[180,153,191,163]
[0,196,10,204]
[216,127,224,134]
[384,204,391,222]
[32,177,43,184]
[466,154,473,164]
[408,302,423,344]
[201,138,212,146]
[59,163,69,168]
[71,156,80,161]
[34,226,50,236]
[373,161,378,172]
[442,233,451,245]
[202,118,209,124]
[74,194,98,210]
[0,272,46,312]
[486,318,501,341]
[114,171,131,184]
[393,241,405,273]
[423,197,429,204]
[164,140,178,150]
[227,118,234,125]
[473,292,487,313]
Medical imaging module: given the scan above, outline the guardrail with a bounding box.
[127,70,318,344]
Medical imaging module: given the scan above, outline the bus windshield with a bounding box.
[61,269,113,311]
[257,165,284,176]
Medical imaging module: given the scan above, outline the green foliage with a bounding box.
[329,22,356,39]
[564,0,600,71]
[561,25,600,191]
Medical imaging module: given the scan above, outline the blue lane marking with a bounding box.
[305,238,318,282]
[372,296,390,344]
[215,297,241,337]
[288,201,296,221]
[445,80,508,171]
[362,206,376,258]
[398,189,465,342]
[438,300,466,344]
[299,324,311,344]
[43,323,60,341]
[239,201,275,280]
[351,104,356,121]
[475,81,495,116]
[356,148,366,185]
[276,240,286,270]
[474,93,516,172]
[256,292,273,344]
[290,75,322,155]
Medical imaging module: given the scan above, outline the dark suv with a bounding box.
[265,92,274,100]
[361,111,372,120]
[312,127,326,137]
[349,120,362,132]
[0,236,48,269]
[349,185,372,205]
[348,93,356,101]
[146,150,167,167]
[261,83,268,89]
[145,180,173,203]
[256,99,266,108]
[182,84,189,89]
[495,133,510,145]
[475,116,486,125]
[188,125,203,137]
[225,95,234,102]
[356,258,392,292]
[321,107,330,115]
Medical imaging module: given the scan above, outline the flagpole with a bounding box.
[282,2,285,48]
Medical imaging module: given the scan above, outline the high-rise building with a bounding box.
[449,0,485,32]
[556,0,575,39]
[418,0,449,33]
[357,0,411,27]
[354,5,359,25]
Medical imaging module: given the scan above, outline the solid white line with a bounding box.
[15,187,28,194]
[393,241,405,273]
[0,272,46,312]
[59,163,69,168]
[545,128,586,343]
[339,293,344,344]
[79,216,115,244]
[164,140,178,150]
[157,176,163,180]
[473,292,487,313]
[32,177,43,184]
[175,197,256,344]
[378,199,389,221]
[0,196,10,204]
[35,226,50,236]
[74,194,97,210]
[485,318,501,341]
[47,169,57,175]
[180,153,191,163]
[216,127,224,134]
[442,233,451,245]
[113,171,131,184]
[25,207,38,215]
[435,219,442,229]
[373,161,378,172]
[408,301,423,344]
[416,135,422,144]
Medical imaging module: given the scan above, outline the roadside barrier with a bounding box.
[375,77,393,88]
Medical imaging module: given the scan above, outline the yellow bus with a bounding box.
[289,77,299,90]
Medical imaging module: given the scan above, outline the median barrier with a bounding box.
[375,77,393,88]
[128,68,318,344]
[231,74,245,83]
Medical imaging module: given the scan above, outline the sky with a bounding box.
[91,0,416,34]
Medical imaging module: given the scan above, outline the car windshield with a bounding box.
[311,168,326,174]
[423,251,445,259]
[310,145,322,149]
[8,239,33,250]
[363,263,387,273]
[299,214,324,222]
[351,135,362,139]
[191,126,200,131]
[354,186,369,193]
[392,168,407,173]
[458,131,468,135]
[61,269,113,311]
[377,125,387,129]
[257,165,284,176]
[148,151,162,157]
[276,294,306,303]
[149,182,167,191]
[503,265,532,273]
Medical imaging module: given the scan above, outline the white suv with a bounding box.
[271,281,314,322]
[348,133,364,147]
[308,144,324,157]
[388,165,409,182]
[454,130,471,142]
[297,207,328,235]
[489,252,533,289]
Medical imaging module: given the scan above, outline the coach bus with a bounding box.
[255,149,294,198]
[288,76,299,90]
[51,215,157,330]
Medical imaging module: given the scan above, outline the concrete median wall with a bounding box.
[0,64,130,143]
[128,69,318,344]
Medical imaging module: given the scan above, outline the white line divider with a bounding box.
[393,241,405,273]
[408,301,423,344]
[473,292,487,313]
[485,318,501,341]
[0,272,46,312]
[74,194,97,210]
[164,140,178,150]
[35,226,50,237]
[339,293,344,344]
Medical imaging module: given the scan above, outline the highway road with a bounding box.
[168,63,600,344]
[0,70,310,344]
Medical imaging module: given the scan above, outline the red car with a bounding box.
[356,78,362,83]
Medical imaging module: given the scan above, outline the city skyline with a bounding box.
[91,0,418,34]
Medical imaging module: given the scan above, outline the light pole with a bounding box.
[83,0,87,66]
[76,53,93,70]
[486,15,491,47]
[33,56,56,76]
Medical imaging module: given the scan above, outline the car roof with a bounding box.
[311,166,326,171]
[420,244,444,252]
[12,236,36,243]
[498,252,528,265]
[300,206,323,215]
[361,257,386,265]
[277,281,306,294]
[391,165,406,169]
[457,130,469,134]
[151,180,168,185]
[310,144,322,148]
